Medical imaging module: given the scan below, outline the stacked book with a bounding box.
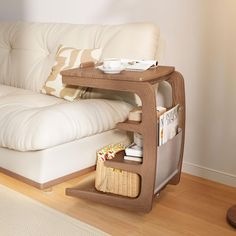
[124,109,144,161]
[128,106,166,122]
[124,141,143,163]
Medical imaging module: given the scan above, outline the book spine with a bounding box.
[124,156,142,162]
[125,150,142,157]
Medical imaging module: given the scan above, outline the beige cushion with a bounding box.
[41,46,101,101]
[0,84,132,151]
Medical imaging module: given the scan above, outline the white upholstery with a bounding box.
[0,22,159,92]
[0,129,131,184]
[0,84,132,151]
[0,21,161,186]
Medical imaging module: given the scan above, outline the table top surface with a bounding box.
[61,65,175,83]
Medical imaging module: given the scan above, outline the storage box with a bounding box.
[95,144,140,198]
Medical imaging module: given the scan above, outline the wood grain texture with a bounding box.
[0,172,235,236]
[61,66,175,82]
[166,71,186,185]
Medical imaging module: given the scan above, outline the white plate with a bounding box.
[97,65,124,74]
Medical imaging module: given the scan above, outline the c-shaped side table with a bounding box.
[61,66,185,212]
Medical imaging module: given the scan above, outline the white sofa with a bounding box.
[0,21,163,188]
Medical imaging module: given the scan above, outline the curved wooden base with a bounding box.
[227,205,236,228]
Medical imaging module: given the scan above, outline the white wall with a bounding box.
[0,0,236,186]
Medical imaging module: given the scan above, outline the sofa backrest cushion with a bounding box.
[0,21,160,92]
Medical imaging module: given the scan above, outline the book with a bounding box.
[128,106,166,122]
[159,104,179,146]
[128,106,142,122]
[124,155,143,163]
[125,143,143,157]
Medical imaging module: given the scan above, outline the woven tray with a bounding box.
[95,144,140,198]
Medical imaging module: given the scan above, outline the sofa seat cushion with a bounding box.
[0,85,132,151]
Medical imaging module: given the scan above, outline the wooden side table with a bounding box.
[61,66,185,212]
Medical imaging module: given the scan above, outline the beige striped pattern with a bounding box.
[41,46,102,101]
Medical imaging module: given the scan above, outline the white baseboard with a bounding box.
[182,162,236,187]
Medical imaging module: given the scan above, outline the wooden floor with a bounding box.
[0,172,235,236]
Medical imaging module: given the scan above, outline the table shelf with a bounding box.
[104,151,142,174]
[116,120,142,133]
[66,177,150,212]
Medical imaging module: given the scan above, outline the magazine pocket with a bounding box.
[154,129,182,193]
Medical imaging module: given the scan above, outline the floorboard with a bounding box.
[0,172,235,236]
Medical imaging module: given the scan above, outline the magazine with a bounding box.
[125,60,158,71]
[159,104,179,146]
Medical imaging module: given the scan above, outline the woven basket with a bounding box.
[95,144,140,198]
